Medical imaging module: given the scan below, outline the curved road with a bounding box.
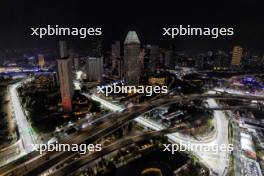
[2,92,264,175]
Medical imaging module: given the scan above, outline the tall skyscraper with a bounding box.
[57,41,74,112]
[231,46,243,67]
[38,54,45,69]
[59,41,68,58]
[116,57,124,78]
[139,49,145,70]
[111,41,120,71]
[112,41,120,59]
[124,31,141,85]
[111,41,125,78]
[85,57,103,81]
[149,45,160,71]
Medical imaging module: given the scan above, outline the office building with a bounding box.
[59,41,68,58]
[85,57,103,82]
[124,31,141,85]
[111,41,121,72]
[139,49,145,70]
[149,45,160,71]
[35,72,58,91]
[111,41,120,64]
[213,51,230,70]
[57,41,74,112]
[73,57,79,70]
[231,46,243,67]
[164,50,173,67]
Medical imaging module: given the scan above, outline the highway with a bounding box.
[9,81,38,153]
[0,140,24,168]
[232,117,243,176]
[48,126,185,176]
[0,105,148,176]
[200,105,259,111]
[2,92,264,175]
[214,87,264,98]
[0,80,39,168]
[89,94,243,175]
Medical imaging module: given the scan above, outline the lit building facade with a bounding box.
[124,31,141,85]
[38,54,45,69]
[85,57,103,82]
[231,46,243,67]
[57,41,74,112]
[35,72,58,91]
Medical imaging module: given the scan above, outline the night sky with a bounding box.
[0,0,263,52]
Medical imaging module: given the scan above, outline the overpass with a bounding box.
[203,105,258,111]
[2,93,264,176]
[47,126,187,176]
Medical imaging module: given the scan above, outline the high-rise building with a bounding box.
[59,41,68,58]
[213,51,230,70]
[124,31,141,85]
[195,53,205,69]
[111,41,121,71]
[139,49,145,70]
[85,57,103,82]
[57,41,74,112]
[112,57,124,78]
[38,54,45,69]
[164,50,173,68]
[231,46,243,67]
[116,57,124,78]
[34,72,58,91]
[112,41,120,59]
[149,45,160,71]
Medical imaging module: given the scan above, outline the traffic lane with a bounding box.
[50,126,184,176]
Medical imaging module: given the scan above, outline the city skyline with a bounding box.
[0,1,264,176]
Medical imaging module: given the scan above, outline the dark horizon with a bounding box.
[0,0,264,52]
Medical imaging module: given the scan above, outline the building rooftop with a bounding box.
[124,31,140,44]
[57,56,70,60]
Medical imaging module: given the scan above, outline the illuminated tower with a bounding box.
[59,41,68,58]
[57,41,74,112]
[124,31,141,85]
[231,46,243,68]
[38,54,45,69]
[85,57,103,82]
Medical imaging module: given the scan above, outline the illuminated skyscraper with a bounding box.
[111,41,120,71]
[59,41,68,58]
[85,57,103,81]
[231,46,243,67]
[57,41,74,112]
[124,31,141,85]
[111,41,125,78]
[38,54,45,69]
